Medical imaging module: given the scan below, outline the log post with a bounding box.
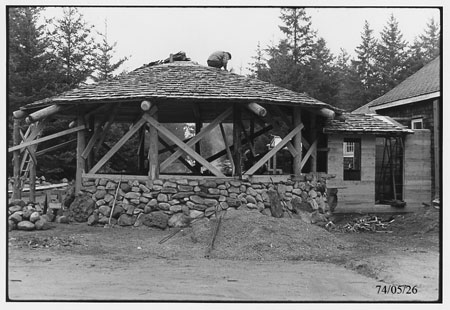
[194,104,202,172]
[233,103,242,178]
[29,158,36,203]
[137,127,145,174]
[433,99,440,198]
[12,119,22,200]
[292,107,303,176]
[310,112,317,172]
[75,114,86,193]
[148,106,159,180]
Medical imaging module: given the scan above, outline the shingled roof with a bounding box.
[22,60,337,111]
[367,56,440,109]
[324,113,413,135]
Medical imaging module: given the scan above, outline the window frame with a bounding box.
[343,138,361,181]
[411,117,424,129]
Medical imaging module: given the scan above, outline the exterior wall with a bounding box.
[403,130,432,205]
[327,135,376,205]
[376,98,438,197]
[79,174,332,224]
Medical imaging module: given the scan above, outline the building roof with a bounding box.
[22,60,337,111]
[366,56,440,110]
[324,113,413,135]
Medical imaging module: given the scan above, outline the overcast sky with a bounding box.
[38,6,441,74]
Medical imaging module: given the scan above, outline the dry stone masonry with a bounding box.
[74,174,335,228]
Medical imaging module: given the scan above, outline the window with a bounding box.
[411,118,423,129]
[343,138,361,180]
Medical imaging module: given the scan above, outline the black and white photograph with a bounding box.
[3,0,446,306]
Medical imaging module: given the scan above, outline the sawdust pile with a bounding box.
[179,209,351,261]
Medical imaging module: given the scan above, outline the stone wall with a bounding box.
[79,174,333,227]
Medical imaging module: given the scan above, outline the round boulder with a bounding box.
[17,221,35,231]
[29,211,41,223]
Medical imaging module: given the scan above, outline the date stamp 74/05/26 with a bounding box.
[376,285,418,294]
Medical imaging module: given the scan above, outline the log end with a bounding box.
[141,100,152,111]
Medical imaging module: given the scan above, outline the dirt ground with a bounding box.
[7,206,440,302]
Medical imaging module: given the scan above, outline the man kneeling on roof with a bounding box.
[207,51,232,71]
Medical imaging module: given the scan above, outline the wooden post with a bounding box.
[76,115,86,193]
[233,104,242,178]
[293,107,303,176]
[29,159,36,203]
[137,127,145,174]
[310,112,317,172]
[194,104,202,172]
[86,116,95,171]
[148,107,159,180]
[12,119,22,200]
[433,99,440,198]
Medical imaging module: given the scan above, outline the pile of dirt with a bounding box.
[174,209,351,261]
[389,206,440,235]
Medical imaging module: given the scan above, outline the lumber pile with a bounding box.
[338,215,394,233]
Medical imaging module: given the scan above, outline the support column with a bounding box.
[137,127,145,174]
[86,116,95,171]
[75,114,86,193]
[310,112,317,172]
[293,107,303,176]
[12,119,22,200]
[29,159,36,203]
[433,99,440,198]
[148,107,159,180]
[194,105,203,173]
[233,104,242,178]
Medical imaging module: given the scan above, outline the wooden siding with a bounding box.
[327,135,376,205]
[403,129,432,205]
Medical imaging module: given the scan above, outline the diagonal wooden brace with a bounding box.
[88,118,147,174]
[159,107,232,171]
[245,123,304,175]
[301,140,317,169]
[143,113,226,177]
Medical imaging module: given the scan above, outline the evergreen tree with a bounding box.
[302,37,339,104]
[334,49,365,111]
[416,17,440,62]
[93,19,128,82]
[407,17,440,73]
[375,14,409,94]
[353,20,380,104]
[46,7,97,89]
[8,7,55,112]
[278,8,316,64]
[247,41,269,80]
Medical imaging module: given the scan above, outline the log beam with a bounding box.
[245,102,267,117]
[25,104,66,124]
[36,139,77,157]
[301,140,317,169]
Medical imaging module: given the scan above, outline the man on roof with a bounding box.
[207,51,232,71]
